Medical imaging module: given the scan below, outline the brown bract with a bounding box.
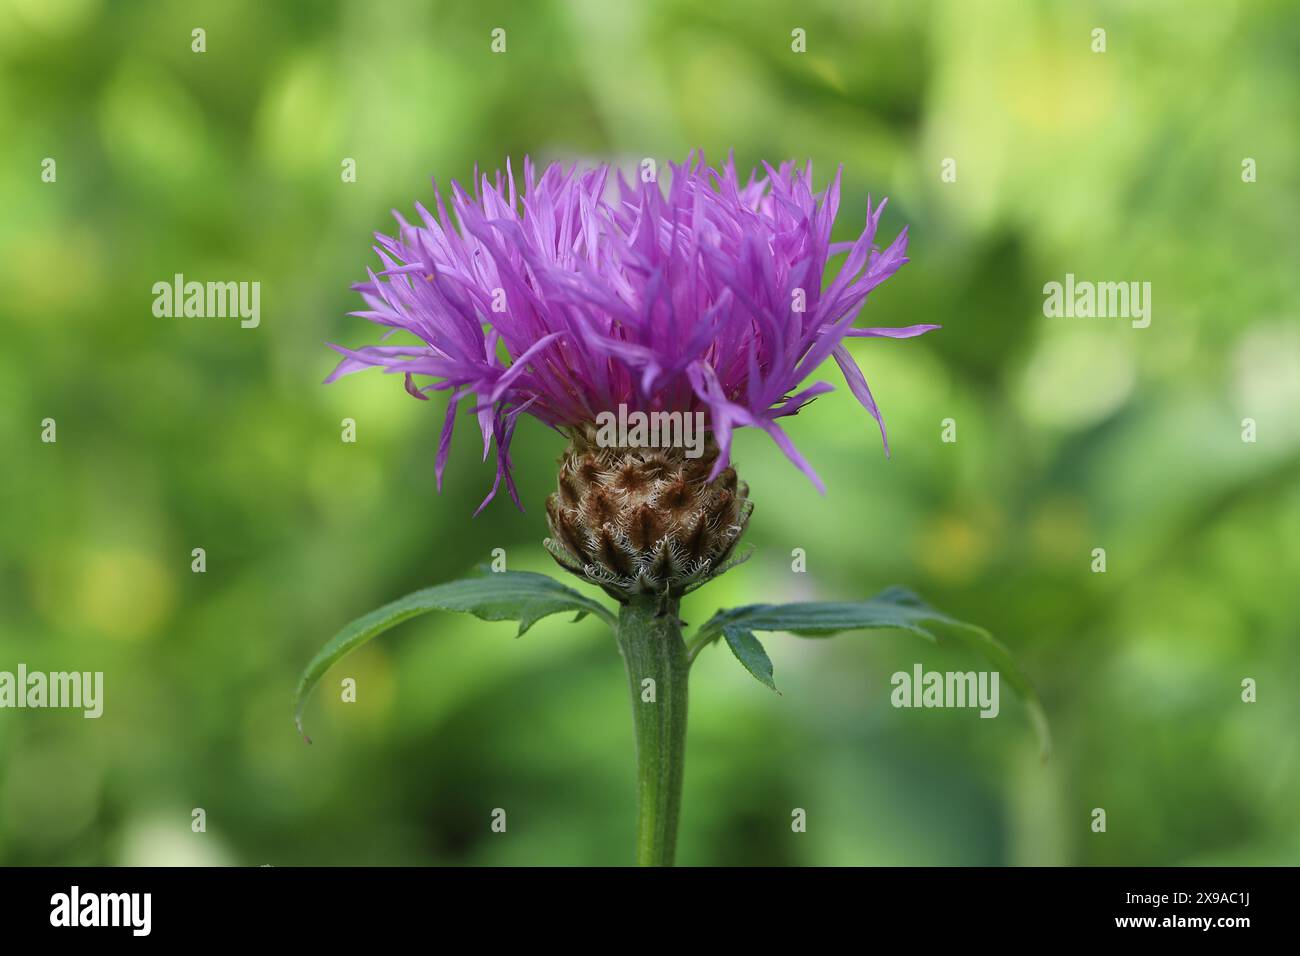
[544,426,753,602]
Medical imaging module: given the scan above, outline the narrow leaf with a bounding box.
[698,587,1050,757]
[722,625,779,693]
[294,571,614,742]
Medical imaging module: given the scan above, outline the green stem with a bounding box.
[616,596,689,867]
[684,626,720,664]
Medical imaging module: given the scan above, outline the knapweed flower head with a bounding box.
[328,154,936,517]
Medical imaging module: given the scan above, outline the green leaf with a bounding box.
[722,625,779,693]
[294,571,614,742]
[697,587,1050,758]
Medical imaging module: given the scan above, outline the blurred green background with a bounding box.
[1,0,1297,866]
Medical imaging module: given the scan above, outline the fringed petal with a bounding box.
[329,156,925,505]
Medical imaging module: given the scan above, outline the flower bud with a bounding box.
[544,426,752,601]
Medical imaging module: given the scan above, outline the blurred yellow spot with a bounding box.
[33,546,176,641]
[914,508,998,583]
[5,228,107,322]
[1003,47,1112,133]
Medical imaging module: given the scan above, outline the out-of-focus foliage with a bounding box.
[1,0,1296,866]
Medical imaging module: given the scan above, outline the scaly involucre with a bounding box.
[327,154,937,511]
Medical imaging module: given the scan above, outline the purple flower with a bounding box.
[327,154,937,511]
